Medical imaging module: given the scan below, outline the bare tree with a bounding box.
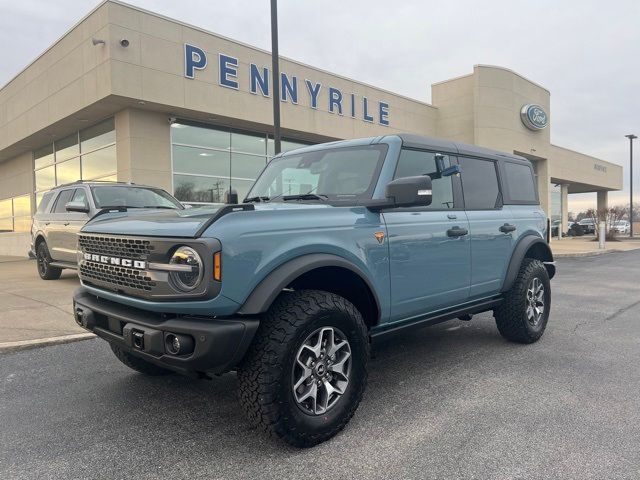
[587,205,627,240]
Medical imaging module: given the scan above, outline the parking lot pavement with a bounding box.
[0,259,84,343]
[1,251,640,479]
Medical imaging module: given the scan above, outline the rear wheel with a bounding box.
[36,241,62,280]
[109,344,173,376]
[238,290,369,448]
[494,258,550,343]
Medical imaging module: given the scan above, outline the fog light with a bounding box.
[164,333,194,356]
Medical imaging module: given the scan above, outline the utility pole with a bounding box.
[626,134,637,237]
[270,0,282,155]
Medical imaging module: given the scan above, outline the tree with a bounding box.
[586,205,627,240]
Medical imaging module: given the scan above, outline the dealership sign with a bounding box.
[184,44,390,126]
[520,104,548,131]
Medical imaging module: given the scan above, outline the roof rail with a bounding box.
[54,180,137,188]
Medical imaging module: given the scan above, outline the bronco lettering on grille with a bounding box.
[83,252,146,270]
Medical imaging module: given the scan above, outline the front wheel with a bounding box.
[237,290,369,448]
[36,241,62,280]
[494,258,551,343]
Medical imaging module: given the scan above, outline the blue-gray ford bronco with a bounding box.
[73,134,555,447]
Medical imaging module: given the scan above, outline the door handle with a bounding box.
[447,226,468,237]
[63,222,70,226]
[44,222,50,226]
[499,223,516,233]
[447,214,457,220]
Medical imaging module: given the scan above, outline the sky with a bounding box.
[1,0,639,214]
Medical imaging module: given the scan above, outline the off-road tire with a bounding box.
[237,289,369,448]
[36,241,62,280]
[494,258,550,344]
[109,344,173,376]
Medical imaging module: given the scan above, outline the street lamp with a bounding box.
[626,134,637,237]
[270,0,282,155]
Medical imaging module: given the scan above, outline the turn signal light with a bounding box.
[213,251,222,281]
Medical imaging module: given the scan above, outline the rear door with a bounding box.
[383,149,470,322]
[459,157,515,298]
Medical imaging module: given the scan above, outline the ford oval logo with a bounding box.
[520,104,548,131]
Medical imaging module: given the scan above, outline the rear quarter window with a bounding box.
[503,162,537,203]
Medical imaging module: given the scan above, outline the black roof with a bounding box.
[395,134,530,164]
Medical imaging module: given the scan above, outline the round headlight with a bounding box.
[169,246,203,292]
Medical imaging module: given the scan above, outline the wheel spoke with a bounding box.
[292,326,352,416]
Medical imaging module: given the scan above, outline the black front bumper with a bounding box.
[73,288,259,375]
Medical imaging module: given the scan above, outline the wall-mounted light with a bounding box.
[91,38,105,46]
[119,38,130,48]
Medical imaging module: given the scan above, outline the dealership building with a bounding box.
[0,0,623,256]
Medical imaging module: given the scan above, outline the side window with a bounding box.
[394,149,454,209]
[36,191,55,214]
[503,162,537,203]
[71,188,89,208]
[52,189,75,214]
[459,157,501,209]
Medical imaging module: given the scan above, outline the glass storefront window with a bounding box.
[81,144,116,180]
[55,133,79,162]
[232,132,267,155]
[33,118,116,207]
[231,152,267,179]
[172,145,230,177]
[0,195,32,233]
[56,158,81,185]
[34,145,54,170]
[171,123,230,150]
[12,195,31,217]
[171,122,311,204]
[267,138,309,156]
[80,118,115,153]
[35,165,56,191]
[173,174,230,204]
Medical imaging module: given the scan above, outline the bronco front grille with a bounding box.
[78,235,154,260]
[80,261,156,292]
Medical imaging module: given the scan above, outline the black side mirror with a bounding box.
[385,175,433,208]
[65,201,89,213]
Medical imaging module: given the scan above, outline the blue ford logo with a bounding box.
[520,104,548,131]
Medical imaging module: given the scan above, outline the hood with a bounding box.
[81,202,333,237]
[81,206,224,237]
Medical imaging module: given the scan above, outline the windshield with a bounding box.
[91,186,183,209]
[246,145,388,202]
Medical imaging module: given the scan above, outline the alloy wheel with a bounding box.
[292,326,352,415]
[526,277,545,326]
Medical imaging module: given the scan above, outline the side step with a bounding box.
[49,261,78,270]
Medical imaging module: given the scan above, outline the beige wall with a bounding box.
[0,152,34,206]
[549,145,622,192]
[115,108,171,191]
[105,1,437,142]
[432,74,474,143]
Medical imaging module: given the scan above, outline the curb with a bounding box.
[0,333,96,353]
[553,249,629,258]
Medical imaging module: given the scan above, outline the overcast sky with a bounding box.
[1,0,639,213]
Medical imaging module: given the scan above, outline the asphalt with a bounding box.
[1,251,639,479]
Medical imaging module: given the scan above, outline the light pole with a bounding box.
[270,0,282,155]
[626,134,637,237]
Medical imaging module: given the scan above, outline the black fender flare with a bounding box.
[238,253,381,319]
[501,236,555,292]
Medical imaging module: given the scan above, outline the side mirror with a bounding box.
[65,201,89,213]
[385,175,432,208]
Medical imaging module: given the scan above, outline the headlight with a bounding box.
[169,246,203,292]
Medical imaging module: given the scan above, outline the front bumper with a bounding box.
[73,287,259,375]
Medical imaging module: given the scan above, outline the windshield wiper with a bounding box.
[143,205,177,209]
[244,196,270,203]
[282,193,328,201]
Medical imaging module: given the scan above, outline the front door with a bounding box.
[383,149,470,323]
[458,157,515,298]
